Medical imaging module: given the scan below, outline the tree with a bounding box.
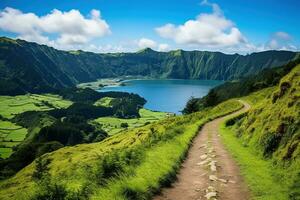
[182,97,199,114]
[121,122,129,128]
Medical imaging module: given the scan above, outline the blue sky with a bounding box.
[0,0,299,53]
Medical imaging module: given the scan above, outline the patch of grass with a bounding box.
[0,94,71,158]
[0,120,27,158]
[93,109,170,135]
[219,122,289,200]
[0,148,12,159]
[94,97,115,107]
[0,94,72,119]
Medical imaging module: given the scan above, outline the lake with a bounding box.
[99,79,223,114]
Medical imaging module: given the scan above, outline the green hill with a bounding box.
[218,64,300,199]
[0,99,242,200]
[0,37,298,95]
[0,62,299,199]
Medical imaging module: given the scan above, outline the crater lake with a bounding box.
[99,79,223,114]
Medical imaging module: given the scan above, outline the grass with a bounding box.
[93,97,115,107]
[219,122,289,200]
[218,66,300,200]
[0,94,72,158]
[93,108,170,135]
[0,94,72,119]
[0,100,242,200]
[0,120,27,158]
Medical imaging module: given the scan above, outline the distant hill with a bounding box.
[0,37,299,95]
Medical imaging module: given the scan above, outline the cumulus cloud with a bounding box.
[155,0,246,48]
[0,7,110,48]
[137,38,170,52]
[266,31,297,50]
[138,38,157,49]
[158,43,170,51]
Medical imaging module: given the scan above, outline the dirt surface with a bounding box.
[153,100,251,200]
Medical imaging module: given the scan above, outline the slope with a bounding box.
[0,37,298,95]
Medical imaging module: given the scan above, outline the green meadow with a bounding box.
[0,94,72,119]
[0,100,242,200]
[0,94,72,158]
[93,108,170,135]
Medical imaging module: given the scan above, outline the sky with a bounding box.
[0,0,299,54]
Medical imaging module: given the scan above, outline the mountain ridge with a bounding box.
[0,37,299,95]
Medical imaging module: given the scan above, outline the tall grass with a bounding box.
[0,100,242,200]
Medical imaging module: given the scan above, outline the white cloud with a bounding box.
[155,0,246,48]
[137,38,157,49]
[265,31,297,50]
[158,43,170,51]
[137,38,170,52]
[0,7,110,47]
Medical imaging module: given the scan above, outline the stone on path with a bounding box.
[209,175,218,181]
[200,154,208,160]
[218,178,227,183]
[205,192,217,199]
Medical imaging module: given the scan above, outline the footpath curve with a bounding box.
[154,100,251,200]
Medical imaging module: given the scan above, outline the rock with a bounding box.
[208,149,214,153]
[218,178,227,183]
[228,180,236,184]
[210,164,217,172]
[209,175,218,181]
[205,191,217,199]
[195,188,201,192]
[200,154,208,160]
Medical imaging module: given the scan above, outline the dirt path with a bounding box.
[154,100,251,200]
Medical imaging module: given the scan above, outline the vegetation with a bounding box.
[0,37,298,95]
[0,94,72,119]
[219,64,300,199]
[93,109,169,135]
[184,57,300,113]
[0,88,149,179]
[0,100,242,200]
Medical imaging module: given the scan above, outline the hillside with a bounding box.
[183,57,300,113]
[0,37,298,95]
[0,62,299,199]
[218,64,300,199]
[0,99,243,200]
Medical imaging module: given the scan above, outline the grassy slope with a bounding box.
[93,109,169,135]
[219,65,300,200]
[0,100,243,200]
[0,94,72,158]
[0,94,72,119]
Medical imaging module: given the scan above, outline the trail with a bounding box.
[154,100,251,200]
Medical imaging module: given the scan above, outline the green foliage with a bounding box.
[185,57,300,112]
[219,64,300,199]
[32,157,51,181]
[0,100,242,200]
[120,123,129,128]
[94,109,169,135]
[182,97,200,114]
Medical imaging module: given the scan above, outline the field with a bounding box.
[0,94,72,119]
[93,97,115,107]
[0,94,72,158]
[93,108,171,135]
[0,120,27,158]
[0,100,242,200]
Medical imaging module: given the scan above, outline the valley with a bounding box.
[0,37,299,200]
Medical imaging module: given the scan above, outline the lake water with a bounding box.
[99,79,223,114]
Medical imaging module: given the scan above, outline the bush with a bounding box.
[121,122,129,128]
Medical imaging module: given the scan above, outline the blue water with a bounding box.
[99,79,223,114]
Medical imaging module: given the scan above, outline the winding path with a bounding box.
[154,100,251,200]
